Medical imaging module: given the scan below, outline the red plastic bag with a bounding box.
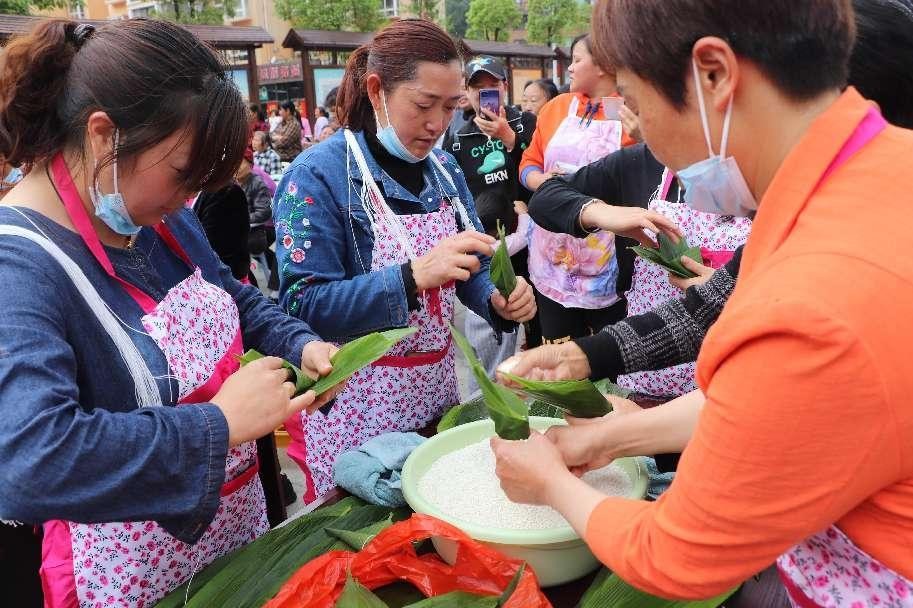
[264,513,552,608]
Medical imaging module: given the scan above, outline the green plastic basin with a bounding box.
[401,416,648,587]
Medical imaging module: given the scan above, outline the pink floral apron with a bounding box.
[618,169,751,398]
[528,95,626,310]
[285,131,469,505]
[774,108,913,607]
[40,154,268,608]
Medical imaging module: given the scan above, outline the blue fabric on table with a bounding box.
[333,432,426,507]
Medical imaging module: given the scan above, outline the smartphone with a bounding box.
[601,97,625,121]
[479,88,501,118]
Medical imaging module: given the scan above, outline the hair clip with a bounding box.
[71,23,95,49]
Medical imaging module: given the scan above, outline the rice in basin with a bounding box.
[418,438,633,531]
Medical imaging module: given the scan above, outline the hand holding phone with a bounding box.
[479,88,501,118]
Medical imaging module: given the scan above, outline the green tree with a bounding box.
[466,0,520,41]
[525,0,577,45]
[445,0,469,37]
[410,0,440,21]
[275,0,384,32]
[0,0,70,16]
[155,0,237,25]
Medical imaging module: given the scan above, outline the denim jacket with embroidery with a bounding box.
[273,129,504,342]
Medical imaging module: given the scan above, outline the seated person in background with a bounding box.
[252,130,282,180]
[236,147,279,294]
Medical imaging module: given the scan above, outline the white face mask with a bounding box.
[675,60,758,217]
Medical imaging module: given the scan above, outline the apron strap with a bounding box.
[659,168,675,201]
[0,220,161,407]
[51,153,195,313]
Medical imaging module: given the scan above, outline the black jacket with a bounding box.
[443,106,537,223]
[193,184,251,281]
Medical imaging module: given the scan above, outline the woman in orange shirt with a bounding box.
[493,0,913,605]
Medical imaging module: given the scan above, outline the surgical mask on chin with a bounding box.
[676,60,758,217]
[374,90,428,163]
[89,130,142,236]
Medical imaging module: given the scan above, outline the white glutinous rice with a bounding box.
[418,438,634,530]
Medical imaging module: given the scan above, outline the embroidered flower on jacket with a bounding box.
[304,196,314,205]
[302,218,310,227]
[290,248,306,263]
[303,240,312,249]
[282,234,294,249]
[287,182,298,195]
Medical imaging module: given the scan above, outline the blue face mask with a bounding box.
[2,166,22,189]
[90,130,141,236]
[375,90,428,164]
[676,60,757,217]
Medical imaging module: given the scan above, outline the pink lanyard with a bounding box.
[50,153,194,314]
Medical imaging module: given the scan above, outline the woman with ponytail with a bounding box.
[274,18,536,505]
[0,19,338,606]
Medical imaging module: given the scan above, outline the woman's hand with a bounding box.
[525,167,565,191]
[214,356,318,447]
[497,341,592,383]
[580,202,682,247]
[411,231,495,291]
[491,431,570,505]
[490,276,536,322]
[669,257,715,290]
[475,107,517,150]
[300,340,342,414]
[545,421,618,477]
[619,105,642,143]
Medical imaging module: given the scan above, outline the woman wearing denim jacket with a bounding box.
[274,19,536,504]
[0,20,340,607]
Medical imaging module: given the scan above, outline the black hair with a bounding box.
[0,19,246,191]
[850,0,913,128]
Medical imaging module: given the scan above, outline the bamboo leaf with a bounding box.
[338,572,390,608]
[593,378,633,399]
[502,373,610,418]
[489,220,517,299]
[311,327,418,395]
[496,563,525,606]
[578,568,738,608]
[450,324,530,440]
[404,592,499,607]
[326,515,394,551]
[630,233,703,279]
[238,327,417,397]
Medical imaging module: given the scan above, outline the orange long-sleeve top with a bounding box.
[518,92,636,188]
[584,88,913,599]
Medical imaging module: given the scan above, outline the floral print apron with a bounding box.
[618,169,751,398]
[40,154,268,608]
[528,95,625,310]
[288,131,470,505]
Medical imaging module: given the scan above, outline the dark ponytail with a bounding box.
[336,19,461,132]
[0,18,247,191]
[0,20,78,168]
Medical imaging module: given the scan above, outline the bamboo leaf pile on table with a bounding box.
[578,567,738,608]
[630,233,703,278]
[157,498,407,607]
